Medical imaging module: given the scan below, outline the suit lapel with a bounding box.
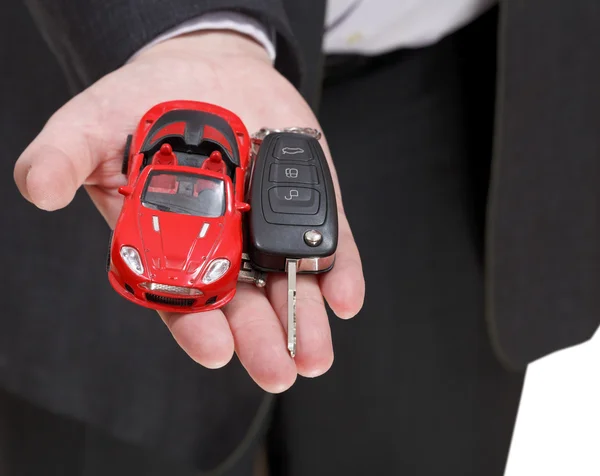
[487,0,600,368]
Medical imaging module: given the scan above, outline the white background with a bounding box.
[505,328,600,475]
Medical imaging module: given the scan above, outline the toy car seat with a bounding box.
[152,143,178,166]
[149,143,178,191]
[201,150,227,175]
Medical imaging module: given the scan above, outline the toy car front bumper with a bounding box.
[108,271,236,313]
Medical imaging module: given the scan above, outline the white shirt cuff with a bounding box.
[128,11,276,63]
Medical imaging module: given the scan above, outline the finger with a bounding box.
[223,283,297,393]
[13,92,121,211]
[267,274,334,378]
[320,212,365,319]
[160,309,234,369]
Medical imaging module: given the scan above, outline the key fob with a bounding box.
[248,132,338,273]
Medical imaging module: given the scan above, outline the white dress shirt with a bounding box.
[130,1,496,64]
[129,11,276,63]
[325,0,496,54]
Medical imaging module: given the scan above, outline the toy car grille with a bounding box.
[146,293,196,307]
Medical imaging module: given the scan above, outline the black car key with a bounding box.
[248,130,338,357]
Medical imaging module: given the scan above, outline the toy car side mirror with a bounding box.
[118,185,134,196]
[236,201,251,213]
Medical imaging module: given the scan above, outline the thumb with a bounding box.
[14,93,109,211]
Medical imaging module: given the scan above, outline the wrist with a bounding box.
[133,30,272,66]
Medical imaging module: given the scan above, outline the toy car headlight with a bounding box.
[120,246,144,275]
[202,259,230,284]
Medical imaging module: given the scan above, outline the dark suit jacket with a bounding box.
[2,0,599,470]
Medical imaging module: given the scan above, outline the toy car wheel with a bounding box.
[121,134,133,175]
[106,231,113,273]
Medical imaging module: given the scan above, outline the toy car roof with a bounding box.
[140,109,241,166]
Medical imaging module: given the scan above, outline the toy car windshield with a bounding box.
[141,171,225,218]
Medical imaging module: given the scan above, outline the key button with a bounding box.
[273,138,313,161]
[269,187,320,215]
[269,164,319,184]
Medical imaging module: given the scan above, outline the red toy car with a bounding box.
[107,101,251,312]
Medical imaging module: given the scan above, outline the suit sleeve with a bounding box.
[23,0,302,93]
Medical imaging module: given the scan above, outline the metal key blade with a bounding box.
[286,259,298,357]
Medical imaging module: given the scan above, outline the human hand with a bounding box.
[14,31,365,393]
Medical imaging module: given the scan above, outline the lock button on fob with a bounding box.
[269,164,319,184]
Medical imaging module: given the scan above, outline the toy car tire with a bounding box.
[121,134,133,175]
[106,230,113,273]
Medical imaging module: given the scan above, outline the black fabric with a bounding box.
[487,0,600,368]
[0,4,268,472]
[269,9,524,476]
[0,388,259,476]
[281,0,326,109]
[0,389,86,476]
[23,0,302,94]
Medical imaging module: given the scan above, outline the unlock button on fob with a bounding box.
[269,187,320,215]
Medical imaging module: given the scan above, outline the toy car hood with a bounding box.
[138,210,225,281]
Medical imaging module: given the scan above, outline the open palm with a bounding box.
[14,32,365,393]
